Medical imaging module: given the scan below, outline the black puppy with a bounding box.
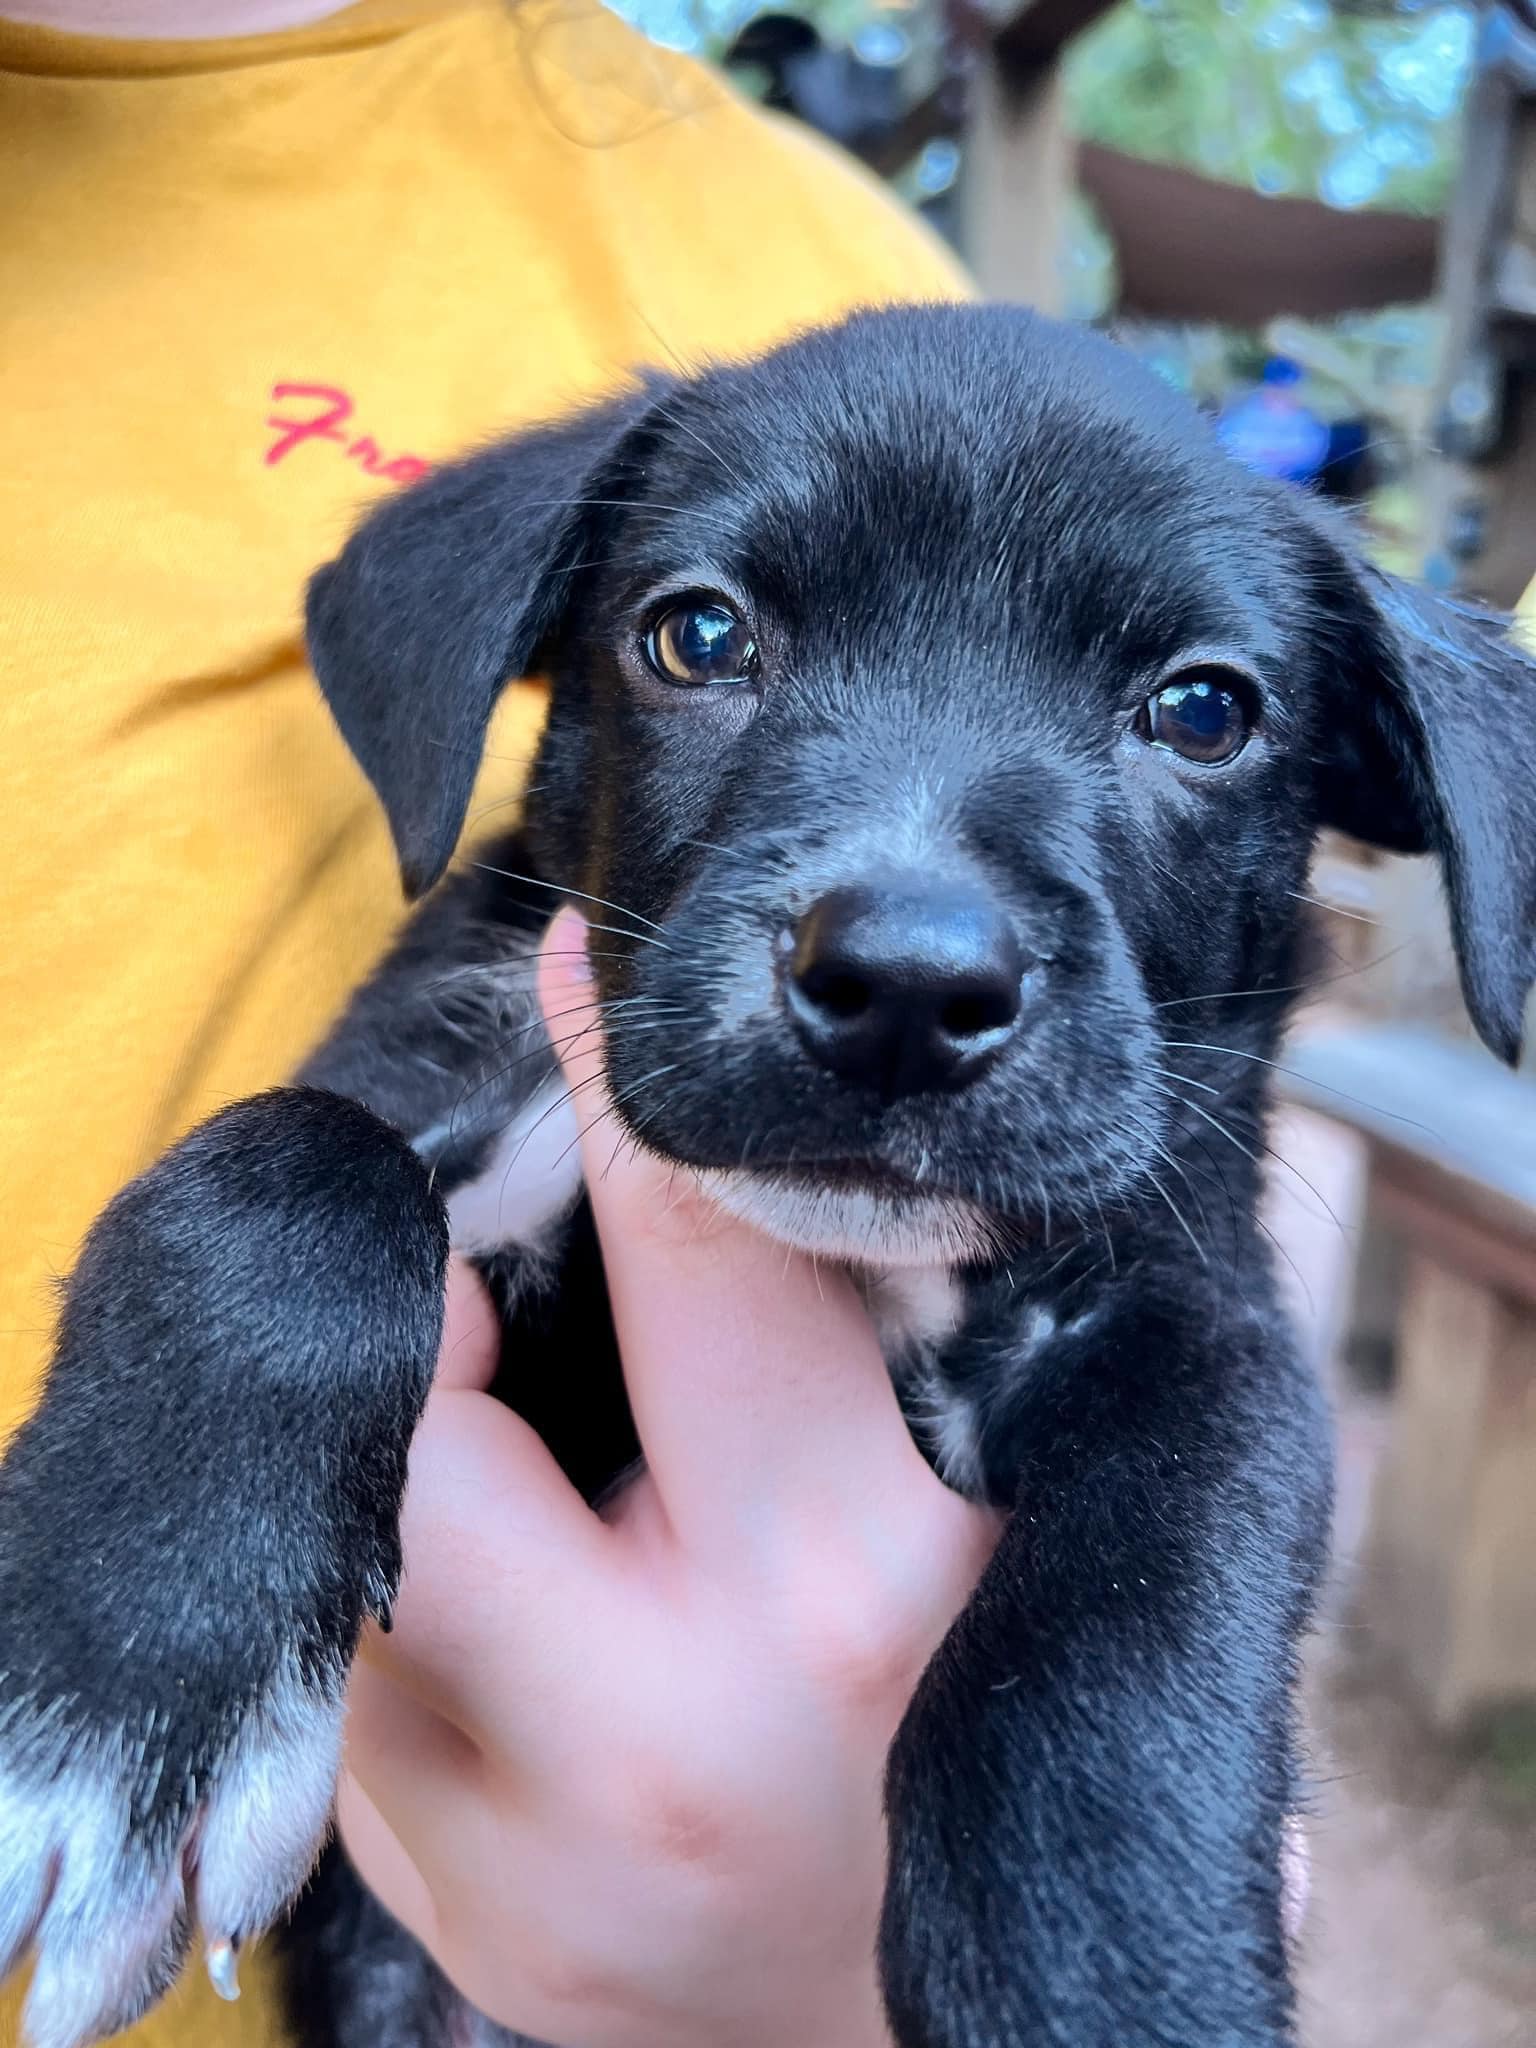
[3,304,1533,2048]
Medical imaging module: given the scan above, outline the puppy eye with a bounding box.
[643,600,757,688]
[1137,671,1255,765]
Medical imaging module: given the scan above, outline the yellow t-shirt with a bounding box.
[0,5,964,2041]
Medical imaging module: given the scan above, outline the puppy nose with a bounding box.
[784,882,1031,1097]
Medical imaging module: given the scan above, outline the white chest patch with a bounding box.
[866,1277,1064,1500]
[864,1266,985,1494]
[865,1265,964,1360]
[441,1081,585,1258]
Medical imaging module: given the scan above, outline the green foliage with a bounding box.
[1065,0,1473,214]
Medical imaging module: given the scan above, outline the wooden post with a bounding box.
[948,0,1121,311]
[1364,1248,1536,1726]
[1425,5,1536,607]
[958,55,1071,312]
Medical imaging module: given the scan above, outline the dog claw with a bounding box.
[206,1936,241,2002]
[364,1561,395,1634]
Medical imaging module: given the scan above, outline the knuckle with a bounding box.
[789,1575,927,1716]
[610,1753,738,1876]
[521,1942,624,2019]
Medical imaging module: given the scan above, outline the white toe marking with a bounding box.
[0,1657,341,2048]
[196,1667,342,1940]
[0,1766,53,1977]
[0,1749,182,2048]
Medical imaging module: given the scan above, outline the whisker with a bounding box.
[1160,1041,1437,1138]
[1153,940,1412,1009]
[464,992,676,1060]
[437,998,684,1140]
[550,1061,686,1174]
[463,787,541,826]
[516,495,689,515]
[1253,1207,1319,1322]
[1178,1131,1243,1247]
[1287,889,1377,926]
[1170,1091,1350,1234]
[1087,1182,1117,1277]
[470,862,670,938]
[581,918,674,952]
[1123,1113,1212,1240]
[677,835,790,871]
[601,1128,636,1184]
[1141,1168,1209,1266]
[1148,1063,1220,1097]
[645,401,755,494]
[627,300,703,382]
[503,1067,614,1170]
[1032,1240,1085,1291]
[414,947,649,999]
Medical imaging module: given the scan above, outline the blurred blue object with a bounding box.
[1217,357,1333,483]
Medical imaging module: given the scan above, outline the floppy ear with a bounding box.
[1313,544,1536,1063]
[305,382,666,899]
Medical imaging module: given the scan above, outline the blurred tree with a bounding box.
[1064,0,1473,214]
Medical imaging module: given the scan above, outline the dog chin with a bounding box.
[693,1168,996,1268]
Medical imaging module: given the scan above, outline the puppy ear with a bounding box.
[305,383,664,899]
[1314,545,1536,1063]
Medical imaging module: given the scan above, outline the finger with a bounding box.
[339,1663,517,1952]
[365,1383,618,1744]
[336,1773,439,1948]
[537,910,963,1549]
[338,1680,452,1949]
[434,1255,501,1392]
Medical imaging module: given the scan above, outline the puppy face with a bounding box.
[307,307,1536,1266]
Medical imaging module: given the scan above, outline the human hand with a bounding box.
[337,907,1003,2048]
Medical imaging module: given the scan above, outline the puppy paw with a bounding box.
[0,1662,343,2048]
[0,1088,447,2045]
